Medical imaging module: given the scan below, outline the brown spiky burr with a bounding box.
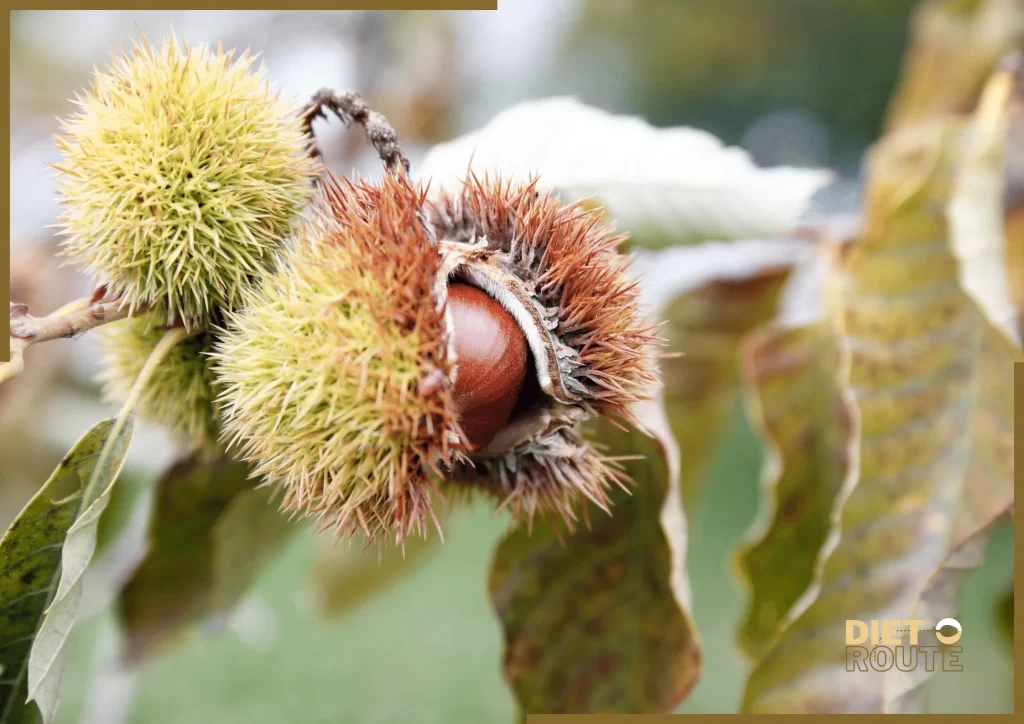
[214,169,660,543]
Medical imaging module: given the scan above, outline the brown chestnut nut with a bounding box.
[448,282,529,450]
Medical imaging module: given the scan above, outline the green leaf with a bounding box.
[309,519,446,620]
[0,416,133,724]
[733,323,850,660]
[118,455,297,664]
[662,267,791,512]
[488,400,700,717]
[209,482,297,615]
[741,117,1021,713]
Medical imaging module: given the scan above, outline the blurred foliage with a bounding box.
[885,0,1024,131]
[561,0,918,165]
[118,455,296,665]
[661,268,791,513]
[996,585,1013,650]
[1007,105,1024,339]
[309,521,446,620]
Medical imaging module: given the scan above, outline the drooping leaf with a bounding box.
[884,0,1024,132]
[661,266,792,511]
[886,67,1021,710]
[0,416,133,724]
[949,59,1022,344]
[883,322,1018,712]
[419,98,833,247]
[117,454,297,664]
[309,519,446,619]
[488,399,700,717]
[742,115,1020,713]
[209,483,298,615]
[733,323,851,661]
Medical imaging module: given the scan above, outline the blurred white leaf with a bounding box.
[631,239,813,319]
[419,97,834,245]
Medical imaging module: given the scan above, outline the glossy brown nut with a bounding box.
[448,282,529,450]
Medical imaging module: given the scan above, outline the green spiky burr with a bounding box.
[55,34,320,329]
[96,313,222,453]
[212,173,462,543]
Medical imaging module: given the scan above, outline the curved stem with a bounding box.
[81,326,191,507]
[301,88,410,177]
[1,294,134,386]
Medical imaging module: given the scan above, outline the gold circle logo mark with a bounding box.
[935,617,962,645]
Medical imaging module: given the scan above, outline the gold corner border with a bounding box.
[1014,361,1021,716]
[525,716,1014,723]
[3,11,9,362]
[9,1,495,8]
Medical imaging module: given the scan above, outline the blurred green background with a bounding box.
[6,3,1014,722]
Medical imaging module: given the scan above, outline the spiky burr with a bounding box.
[54,34,319,330]
[213,170,660,543]
[96,313,222,453]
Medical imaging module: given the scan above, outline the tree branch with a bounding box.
[301,88,410,177]
[2,289,132,385]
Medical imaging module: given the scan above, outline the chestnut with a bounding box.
[447,282,529,451]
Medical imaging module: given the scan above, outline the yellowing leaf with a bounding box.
[117,455,296,664]
[488,400,699,716]
[661,267,792,510]
[949,58,1022,344]
[0,417,133,724]
[733,323,850,660]
[885,0,1024,131]
[741,117,1020,714]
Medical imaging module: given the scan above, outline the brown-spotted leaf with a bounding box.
[884,66,1022,710]
[117,454,297,664]
[488,399,699,717]
[884,0,1024,131]
[733,323,851,660]
[883,322,1018,711]
[662,268,791,511]
[741,115,1021,713]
